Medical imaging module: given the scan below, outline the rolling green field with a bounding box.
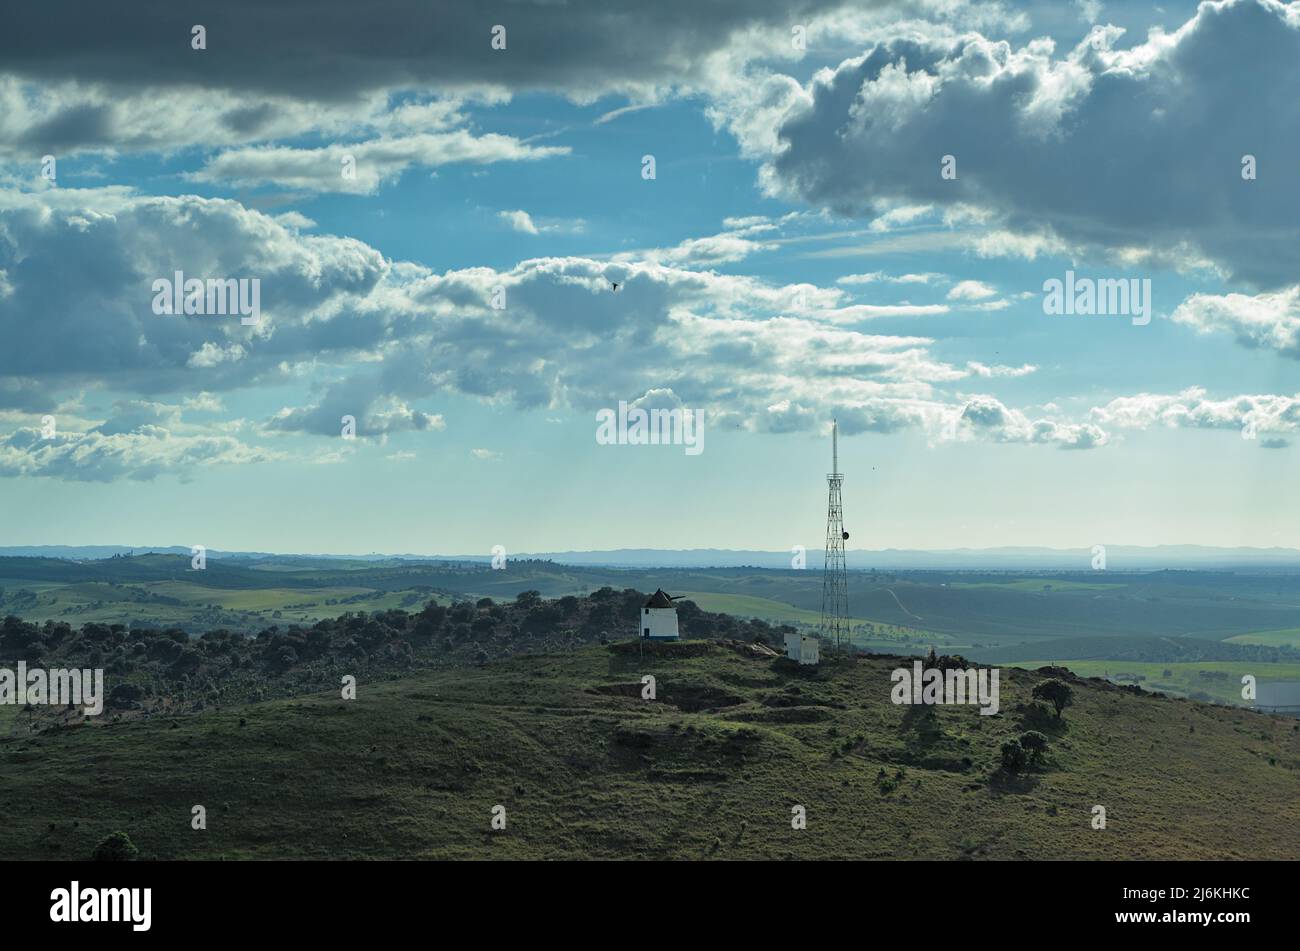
[675,591,945,645]
[1,642,1295,860]
[0,578,445,630]
[1225,628,1300,648]
[3,556,1298,713]
[949,579,1126,592]
[5,554,1300,652]
[1009,660,1300,705]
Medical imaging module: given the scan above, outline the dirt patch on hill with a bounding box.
[731,707,834,724]
[661,684,745,712]
[588,681,744,712]
[588,682,644,700]
[607,640,716,658]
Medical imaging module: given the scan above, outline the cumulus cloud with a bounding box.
[0,187,389,394]
[14,184,1284,480]
[0,184,1115,469]
[265,389,445,440]
[0,403,276,481]
[947,280,997,301]
[1170,286,1300,358]
[754,0,1300,288]
[0,1,861,102]
[500,210,540,235]
[966,361,1036,378]
[1091,386,1300,437]
[614,228,777,267]
[822,392,1106,449]
[0,0,868,158]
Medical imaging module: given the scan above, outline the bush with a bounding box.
[107,683,145,708]
[1018,730,1049,764]
[1000,739,1027,771]
[92,831,139,861]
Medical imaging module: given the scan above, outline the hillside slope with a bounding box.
[1,643,1296,860]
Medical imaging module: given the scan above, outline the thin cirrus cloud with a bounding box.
[836,271,944,286]
[192,133,569,195]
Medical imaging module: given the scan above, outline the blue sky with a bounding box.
[1,0,1298,555]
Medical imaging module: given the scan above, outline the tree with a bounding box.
[108,683,145,709]
[93,831,139,861]
[1000,739,1027,771]
[1018,730,1049,764]
[420,602,447,622]
[1032,679,1074,719]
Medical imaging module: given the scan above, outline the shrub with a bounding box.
[1000,739,1027,771]
[107,683,145,708]
[1018,730,1049,764]
[92,831,139,862]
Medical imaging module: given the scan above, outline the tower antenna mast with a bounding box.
[820,419,850,653]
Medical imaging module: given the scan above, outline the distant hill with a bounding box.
[5,555,1300,650]
[7,544,1300,569]
[1,642,1295,859]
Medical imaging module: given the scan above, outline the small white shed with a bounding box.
[784,631,820,666]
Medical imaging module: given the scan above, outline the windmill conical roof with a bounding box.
[644,589,675,609]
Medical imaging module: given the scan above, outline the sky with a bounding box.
[1,0,1298,556]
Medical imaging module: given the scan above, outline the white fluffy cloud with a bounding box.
[500,210,540,235]
[0,403,276,482]
[1170,287,1300,358]
[7,182,1294,480]
[0,184,1139,479]
[739,0,1300,289]
[947,280,998,301]
[1091,387,1300,438]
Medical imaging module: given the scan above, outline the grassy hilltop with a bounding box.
[2,641,1296,860]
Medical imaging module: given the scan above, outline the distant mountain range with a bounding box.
[4,544,1300,570]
